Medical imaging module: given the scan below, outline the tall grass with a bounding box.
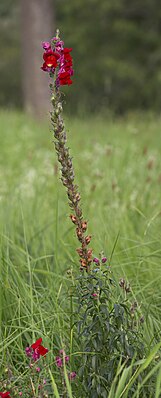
[0,110,161,395]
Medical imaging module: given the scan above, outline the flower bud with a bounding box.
[56,356,63,368]
[36,367,41,372]
[55,142,60,151]
[76,228,83,241]
[87,249,93,257]
[92,293,98,299]
[73,193,80,203]
[80,259,87,267]
[85,235,92,245]
[93,257,100,264]
[57,102,63,112]
[59,349,65,355]
[55,108,59,116]
[25,346,31,357]
[68,371,77,380]
[76,247,83,256]
[51,95,56,105]
[81,221,87,232]
[70,214,77,225]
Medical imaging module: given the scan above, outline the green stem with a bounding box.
[70,292,74,369]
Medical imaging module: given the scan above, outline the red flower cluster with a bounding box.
[25,338,48,361]
[31,338,48,360]
[31,337,48,356]
[41,51,60,71]
[59,48,73,85]
[41,37,74,86]
[0,393,11,398]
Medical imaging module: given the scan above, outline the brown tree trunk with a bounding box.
[21,0,54,119]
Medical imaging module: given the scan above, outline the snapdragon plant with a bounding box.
[41,30,147,397]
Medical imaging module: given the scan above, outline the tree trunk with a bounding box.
[21,0,54,119]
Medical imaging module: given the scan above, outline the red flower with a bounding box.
[0,393,11,398]
[41,38,74,85]
[64,60,73,69]
[63,48,72,53]
[41,62,50,72]
[59,71,73,86]
[43,51,60,68]
[31,338,48,357]
[64,53,72,62]
[63,48,73,63]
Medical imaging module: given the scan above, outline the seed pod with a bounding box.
[76,228,83,241]
[76,248,83,256]
[70,214,77,225]
[85,235,92,245]
[87,248,92,256]
[73,192,81,204]
[67,158,72,167]
[67,190,73,200]
[61,178,68,186]
[80,258,87,267]
[75,208,82,218]
[82,221,87,232]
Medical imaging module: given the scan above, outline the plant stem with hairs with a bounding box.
[50,87,92,272]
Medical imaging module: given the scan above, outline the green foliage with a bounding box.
[74,268,146,397]
[0,112,161,396]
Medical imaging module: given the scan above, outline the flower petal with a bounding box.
[31,338,42,350]
[39,345,48,356]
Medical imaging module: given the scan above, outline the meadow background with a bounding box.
[0,0,161,396]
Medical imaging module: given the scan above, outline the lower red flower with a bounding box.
[0,393,11,398]
[31,338,48,358]
[41,62,51,72]
[59,71,73,86]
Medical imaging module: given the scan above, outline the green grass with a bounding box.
[0,110,161,396]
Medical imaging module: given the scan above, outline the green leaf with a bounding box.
[155,366,161,398]
[49,369,60,398]
[115,367,131,398]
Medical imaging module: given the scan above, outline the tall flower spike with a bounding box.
[41,30,92,272]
